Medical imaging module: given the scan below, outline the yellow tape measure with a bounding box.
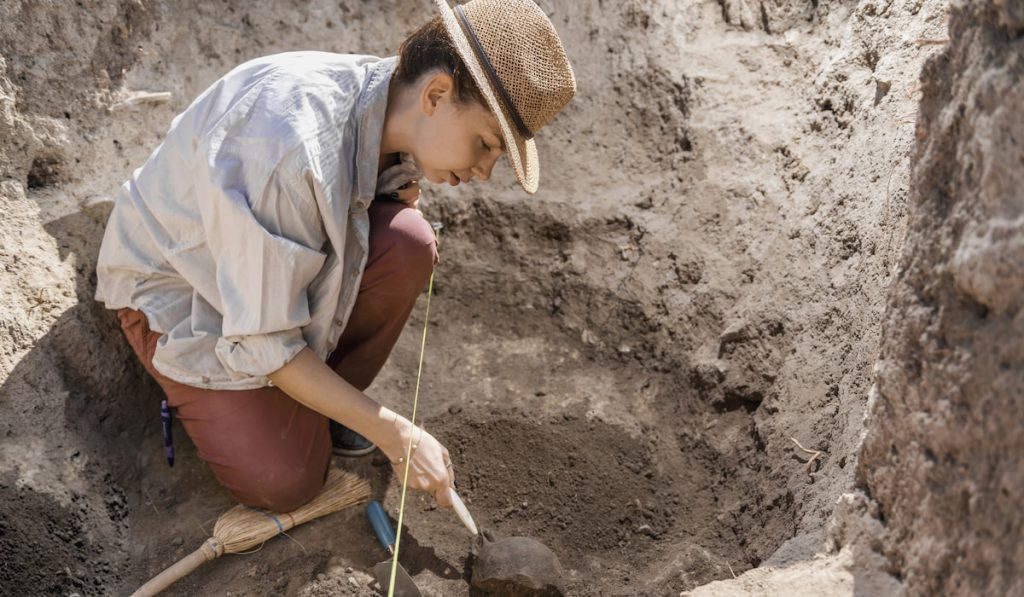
[388,221,442,597]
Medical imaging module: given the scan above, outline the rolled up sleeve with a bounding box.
[211,221,325,378]
[195,133,328,380]
[215,327,308,379]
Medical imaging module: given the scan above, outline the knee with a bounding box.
[379,208,438,288]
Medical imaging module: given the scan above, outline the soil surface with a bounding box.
[0,0,963,596]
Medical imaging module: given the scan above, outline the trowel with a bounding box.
[366,500,423,597]
[449,488,566,596]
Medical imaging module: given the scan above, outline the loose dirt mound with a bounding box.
[0,0,990,596]
[431,407,792,592]
[0,471,123,594]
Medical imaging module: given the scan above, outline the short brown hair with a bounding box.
[394,16,485,106]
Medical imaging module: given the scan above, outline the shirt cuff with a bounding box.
[214,328,307,380]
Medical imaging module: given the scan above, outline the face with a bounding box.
[409,73,506,186]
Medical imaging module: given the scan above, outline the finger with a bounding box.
[396,182,420,197]
[430,466,449,487]
[389,183,420,206]
[434,486,454,509]
[394,197,419,211]
[443,453,456,488]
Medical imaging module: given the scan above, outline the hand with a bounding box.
[266,352,454,507]
[384,416,455,508]
[392,180,421,210]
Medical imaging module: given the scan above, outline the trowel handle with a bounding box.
[449,488,478,536]
[366,500,396,553]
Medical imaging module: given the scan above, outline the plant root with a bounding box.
[790,437,823,474]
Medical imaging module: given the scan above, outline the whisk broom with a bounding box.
[131,468,371,596]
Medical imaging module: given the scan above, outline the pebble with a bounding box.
[636,524,659,538]
[448,404,462,414]
[171,536,183,548]
[348,576,360,588]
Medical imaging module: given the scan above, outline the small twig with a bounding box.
[199,516,218,537]
[235,542,268,556]
[142,486,163,517]
[111,90,172,110]
[881,145,904,268]
[27,288,49,312]
[914,38,948,47]
[231,524,307,556]
[791,437,823,474]
[279,529,308,554]
[725,560,737,579]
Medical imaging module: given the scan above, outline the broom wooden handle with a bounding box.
[130,546,214,597]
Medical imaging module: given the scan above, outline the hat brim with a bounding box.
[434,0,539,194]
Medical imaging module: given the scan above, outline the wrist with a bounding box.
[369,408,410,461]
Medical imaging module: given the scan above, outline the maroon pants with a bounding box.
[118,200,437,511]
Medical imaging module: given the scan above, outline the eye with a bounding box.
[481,138,491,151]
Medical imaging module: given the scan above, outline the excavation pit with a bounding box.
[0,0,956,594]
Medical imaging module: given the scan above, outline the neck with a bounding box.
[379,80,416,157]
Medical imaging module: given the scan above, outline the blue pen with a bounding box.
[160,399,174,467]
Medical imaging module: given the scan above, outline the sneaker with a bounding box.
[330,421,377,457]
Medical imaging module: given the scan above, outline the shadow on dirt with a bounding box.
[0,205,151,595]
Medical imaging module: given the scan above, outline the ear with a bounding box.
[420,72,455,116]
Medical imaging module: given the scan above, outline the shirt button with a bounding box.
[335,319,344,327]
[201,375,210,384]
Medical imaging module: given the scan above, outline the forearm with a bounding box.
[268,347,406,459]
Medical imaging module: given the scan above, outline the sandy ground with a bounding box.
[0,0,953,595]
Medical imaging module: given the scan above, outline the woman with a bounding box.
[96,0,575,512]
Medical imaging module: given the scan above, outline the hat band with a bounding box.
[454,5,534,141]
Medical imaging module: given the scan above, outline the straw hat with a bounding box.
[434,0,576,194]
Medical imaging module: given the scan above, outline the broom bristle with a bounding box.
[212,468,372,554]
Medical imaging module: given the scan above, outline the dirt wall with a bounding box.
[855,1,1024,594]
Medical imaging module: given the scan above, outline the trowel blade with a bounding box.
[372,559,422,597]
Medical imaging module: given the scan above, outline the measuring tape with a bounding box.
[387,221,443,597]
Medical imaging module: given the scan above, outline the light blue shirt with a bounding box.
[96,52,420,389]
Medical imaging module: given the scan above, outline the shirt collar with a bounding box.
[353,56,399,201]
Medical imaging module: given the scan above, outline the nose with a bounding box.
[473,153,499,182]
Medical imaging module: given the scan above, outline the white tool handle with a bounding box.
[448,488,478,536]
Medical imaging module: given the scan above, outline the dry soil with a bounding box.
[0,1,992,596]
